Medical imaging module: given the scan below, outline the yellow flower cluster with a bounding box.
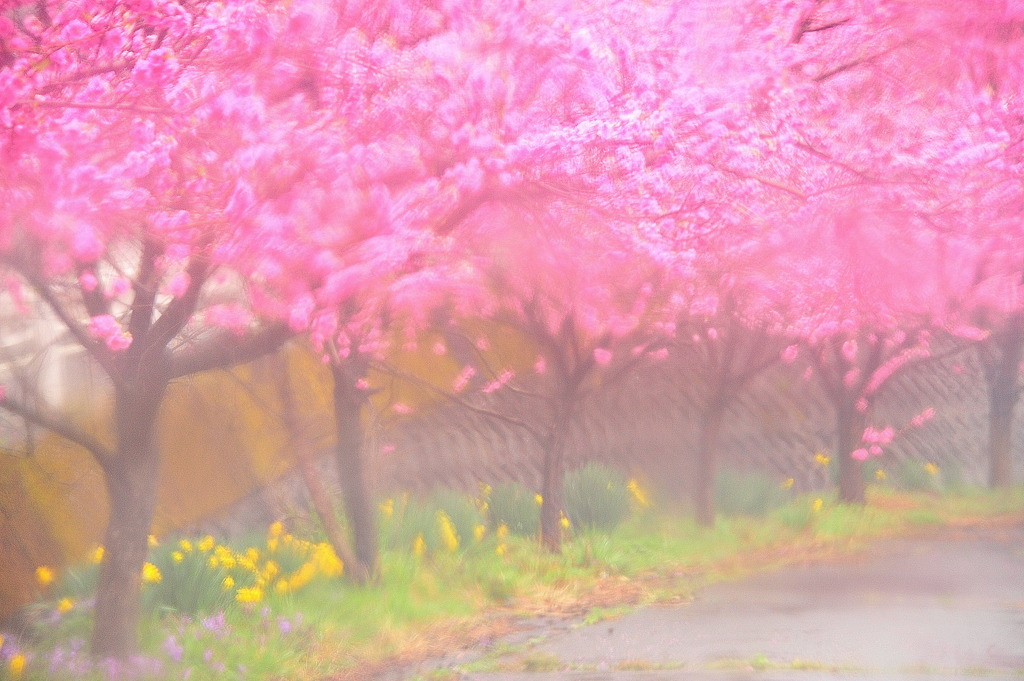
[35,566,55,587]
[142,562,162,584]
[924,462,940,476]
[437,511,460,553]
[627,478,651,508]
[9,653,25,678]
[814,452,831,466]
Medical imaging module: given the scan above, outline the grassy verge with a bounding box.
[3,485,1023,681]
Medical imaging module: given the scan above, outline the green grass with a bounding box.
[4,485,1023,681]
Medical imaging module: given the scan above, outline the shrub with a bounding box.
[892,459,944,493]
[714,468,791,518]
[487,481,540,537]
[564,463,630,532]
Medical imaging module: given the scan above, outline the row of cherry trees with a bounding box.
[1,0,1021,660]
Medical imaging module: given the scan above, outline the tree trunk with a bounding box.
[331,364,377,583]
[983,324,1023,489]
[694,401,725,528]
[539,424,568,553]
[275,357,359,578]
[835,402,866,504]
[91,387,163,658]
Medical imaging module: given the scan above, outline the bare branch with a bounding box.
[371,359,549,443]
[0,395,114,470]
[167,323,292,379]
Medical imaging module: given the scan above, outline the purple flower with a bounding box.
[277,617,292,635]
[201,612,227,636]
[162,635,184,663]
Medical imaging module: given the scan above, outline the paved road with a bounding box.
[405,523,1024,681]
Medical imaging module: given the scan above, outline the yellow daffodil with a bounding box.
[197,535,215,553]
[141,562,162,584]
[627,478,651,508]
[147,534,159,548]
[35,566,55,587]
[9,653,26,678]
[875,469,887,481]
[473,524,486,542]
[222,576,235,591]
[781,478,795,490]
[178,539,193,553]
[90,546,105,564]
[268,521,284,538]
[274,579,290,595]
[57,598,74,613]
[560,513,570,529]
[437,511,459,552]
[208,556,220,569]
[235,586,263,604]
[812,498,824,513]
[412,534,426,557]
[171,551,184,564]
[495,544,507,557]
[534,493,543,505]
[379,499,394,517]
[924,462,939,476]
[496,524,509,539]
[814,453,831,466]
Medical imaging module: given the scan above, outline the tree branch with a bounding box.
[0,395,114,470]
[167,323,292,379]
[371,360,549,443]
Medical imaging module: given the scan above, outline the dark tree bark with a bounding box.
[981,316,1024,489]
[693,399,726,527]
[835,399,867,504]
[539,399,573,553]
[91,374,166,658]
[330,360,377,583]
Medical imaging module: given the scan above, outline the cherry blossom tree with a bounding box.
[0,0,318,657]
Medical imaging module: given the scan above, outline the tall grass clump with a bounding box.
[487,481,541,536]
[564,463,631,531]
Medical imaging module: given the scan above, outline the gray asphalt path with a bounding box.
[406,523,1024,681]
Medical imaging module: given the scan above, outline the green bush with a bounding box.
[892,459,944,493]
[564,463,630,532]
[714,468,791,517]
[379,494,438,552]
[377,489,485,554]
[487,481,541,537]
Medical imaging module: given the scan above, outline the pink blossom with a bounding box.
[593,348,612,366]
[166,272,190,297]
[707,327,718,340]
[534,356,547,374]
[108,277,131,298]
[862,426,894,445]
[910,408,935,427]
[843,369,860,388]
[88,315,132,352]
[452,365,476,393]
[841,339,858,363]
[355,378,370,390]
[71,228,104,262]
[204,305,252,334]
[868,445,883,457]
[381,443,396,454]
[79,271,98,292]
[392,403,413,415]
[0,385,6,401]
[781,345,799,363]
[855,398,869,412]
[650,348,669,360]
[851,448,870,462]
[432,340,447,355]
[475,336,489,351]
